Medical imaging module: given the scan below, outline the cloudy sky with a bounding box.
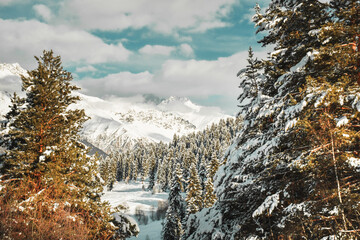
[0,0,271,115]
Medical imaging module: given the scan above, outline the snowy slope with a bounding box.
[0,63,230,154]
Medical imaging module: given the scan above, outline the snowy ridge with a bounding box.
[75,92,228,153]
[0,63,28,78]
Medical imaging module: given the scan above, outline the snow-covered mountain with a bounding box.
[73,93,228,153]
[0,63,27,78]
[0,63,230,154]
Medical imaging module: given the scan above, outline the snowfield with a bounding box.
[102,181,169,240]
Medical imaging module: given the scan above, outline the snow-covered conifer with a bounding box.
[202,174,216,208]
[185,163,203,214]
[184,1,359,239]
[162,164,185,240]
[147,153,157,191]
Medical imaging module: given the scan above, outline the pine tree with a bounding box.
[0,50,138,239]
[182,149,196,181]
[158,153,171,191]
[100,156,110,186]
[107,156,117,191]
[184,0,360,239]
[207,152,219,180]
[116,153,124,181]
[237,46,263,117]
[203,152,219,208]
[147,153,157,191]
[202,176,216,209]
[162,164,185,240]
[287,1,360,237]
[253,0,329,97]
[198,155,208,192]
[185,163,203,214]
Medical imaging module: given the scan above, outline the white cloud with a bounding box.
[138,44,195,58]
[59,0,237,34]
[33,4,53,22]
[173,33,193,42]
[0,19,132,68]
[76,48,269,115]
[187,20,229,33]
[78,71,154,97]
[178,44,194,57]
[139,45,175,56]
[78,49,268,99]
[76,65,97,72]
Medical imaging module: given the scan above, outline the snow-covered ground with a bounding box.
[102,181,169,240]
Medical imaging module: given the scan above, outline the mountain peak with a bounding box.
[0,63,28,78]
[161,96,190,104]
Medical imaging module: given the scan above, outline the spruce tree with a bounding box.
[158,153,171,191]
[116,154,124,181]
[185,163,203,214]
[202,175,216,208]
[198,155,208,192]
[147,153,157,191]
[100,156,110,187]
[207,152,220,180]
[237,46,263,117]
[162,164,185,240]
[107,156,117,191]
[0,50,138,239]
[184,0,360,239]
[288,0,360,237]
[203,152,219,208]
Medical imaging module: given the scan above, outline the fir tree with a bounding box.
[203,152,219,208]
[198,155,208,192]
[107,156,117,191]
[116,154,124,181]
[202,175,216,208]
[0,50,138,239]
[184,0,360,239]
[288,0,360,237]
[207,152,220,180]
[147,153,157,191]
[162,164,185,240]
[185,163,203,214]
[237,46,263,117]
[158,153,171,191]
[100,156,110,186]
